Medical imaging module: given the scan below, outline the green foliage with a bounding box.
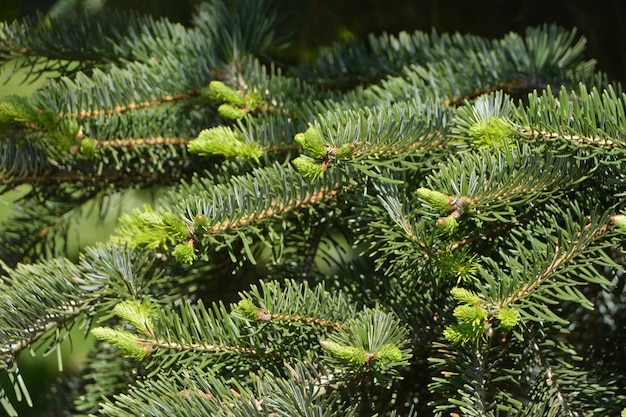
[114,206,189,250]
[1,2,626,416]
[468,116,518,148]
[188,126,264,160]
[91,327,150,360]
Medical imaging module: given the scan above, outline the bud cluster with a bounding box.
[416,187,473,233]
[444,287,520,345]
[292,127,355,179]
[204,81,264,120]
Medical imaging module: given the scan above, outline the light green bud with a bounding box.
[172,243,197,264]
[292,156,325,179]
[450,287,481,305]
[417,188,453,213]
[218,103,246,120]
[468,116,517,148]
[335,143,355,159]
[295,127,327,159]
[496,306,520,330]
[319,339,366,366]
[436,215,458,233]
[237,299,259,321]
[91,327,149,360]
[376,344,402,362]
[209,80,244,105]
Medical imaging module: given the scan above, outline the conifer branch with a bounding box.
[522,129,619,148]
[527,330,577,417]
[146,338,266,358]
[205,184,341,235]
[0,301,83,361]
[2,8,626,416]
[93,137,190,149]
[501,219,611,307]
[60,90,203,119]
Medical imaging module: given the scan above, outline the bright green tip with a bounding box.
[237,299,259,321]
[79,137,97,158]
[296,127,327,159]
[292,156,325,179]
[450,287,481,305]
[91,327,149,360]
[376,344,402,362]
[209,80,244,105]
[496,306,520,330]
[468,116,517,148]
[189,127,263,161]
[436,215,458,233]
[320,339,366,366]
[113,300,155,333]
[172,243,197,264]
[417,187,453,214]
[611,214,626,234]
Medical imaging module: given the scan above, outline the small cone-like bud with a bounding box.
[335,143,355,159]
[218,103,246,120]
[294,127,327,159]
[188,127,263,161]
[172,243,197,264]
[292,156,325,179]
[436,215,458,233]
[319,340,366,365]
[194,214,210,232]
[611,214,626,234]
[79,137,96,158]
[237,299,260,321]
[209,80,244,105]
[417,188,453,214]
[376,344,402,362]
[496,306,520,330]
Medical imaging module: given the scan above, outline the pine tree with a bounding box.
[1,1,626,416]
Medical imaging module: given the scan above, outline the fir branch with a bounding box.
[0,136,50,179]
[421,143,588,224]
[145,337,265,359]
[514,84,626,149]
[237,280,357,326]
[2,11,626,417]
[66,90,202,119]
[0,11,194,77]
[0,243,159,368]
[358,24,594,108]
[428,344,492,416]
[165,165,345,259]
[0,185,103,267]
[471,204,618,330]
[0,258,85,364]
[525,327,577,417]
[93,136,190,149]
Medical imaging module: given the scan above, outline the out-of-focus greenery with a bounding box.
[0,64,151,417]
[1,0,625,83]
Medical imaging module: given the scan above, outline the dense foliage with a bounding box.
[1,1,626,416]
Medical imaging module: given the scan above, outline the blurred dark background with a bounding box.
[1,0,625,84]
